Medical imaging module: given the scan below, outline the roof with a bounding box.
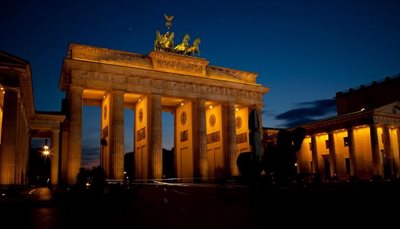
[0,51,35,118]
[297,102,400,134]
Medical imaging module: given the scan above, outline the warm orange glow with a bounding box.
[180,102,184,106]
[209,105,213,109]
[354,124,368,129]
[42,145,50,157]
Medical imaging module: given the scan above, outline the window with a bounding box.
[344,137,349,147]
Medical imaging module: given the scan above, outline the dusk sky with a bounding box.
[2,0,400,168]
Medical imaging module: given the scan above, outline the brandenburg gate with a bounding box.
[60,17,268,184]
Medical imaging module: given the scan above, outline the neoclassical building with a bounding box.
[0,45,268,186]
[297,76,400,180]
[0,51,64,186]
[59,44,268,184]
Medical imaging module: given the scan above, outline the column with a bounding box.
[370,125,383,176]
[0,89,18,185]
[67,86,83,185]
[397,126,400,178]
[310,135,319,175]
[226,102,237,176]
[51,130,60,185]
[197,98,208,180]
[15,98,22,184]
[328,132,337,177]
[150,94,162,179]
[60,121,69,183]
[382,125,393,177]
[347,128,358,177]
[256,104,264,160]
[109,91,125,180]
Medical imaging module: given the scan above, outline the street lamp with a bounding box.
[42,139,50,157]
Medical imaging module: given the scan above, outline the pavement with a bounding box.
[1,180,400,228]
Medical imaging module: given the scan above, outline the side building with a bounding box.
[297,75,400,181]
[0,51,64,186]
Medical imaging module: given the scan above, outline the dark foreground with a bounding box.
[1,181,400,228]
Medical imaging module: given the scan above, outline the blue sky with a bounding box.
[2,0,400,167]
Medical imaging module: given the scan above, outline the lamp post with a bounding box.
[41,139,51,185]
[42,139,50,157]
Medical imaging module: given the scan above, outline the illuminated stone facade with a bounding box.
[310,75,400,181]
[60,44,269,184]
[297,98,400,180]
[0,52,64,186]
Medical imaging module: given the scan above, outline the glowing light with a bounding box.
[294,163,298,167]
[138,98,141,102]
[180,102,184,106]
[235,108,239,111]
[360,108,366,111]
[42,139,50,157]
[42,145,50,156]
[209,105,213,109]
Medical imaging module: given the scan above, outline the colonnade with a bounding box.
[298,124,400,180]
[64,86,261,184]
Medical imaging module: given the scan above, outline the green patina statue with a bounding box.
[154,14,200,56]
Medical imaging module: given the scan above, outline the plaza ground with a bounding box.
[1,180,400,228]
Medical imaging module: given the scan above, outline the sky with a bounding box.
[1,0,400,168]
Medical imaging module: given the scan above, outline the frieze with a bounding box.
[236,133,248,144]
[73,70,264,104]
[149,51,208,76]
[207,131,220,144]
[207,66,257,84]
[137,127,146,142]
[68,44,152,69]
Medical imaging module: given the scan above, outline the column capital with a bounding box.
[68,85,84,92]
[111,90,125,96]
[51,129,61,134]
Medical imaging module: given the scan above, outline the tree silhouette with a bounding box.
[262,127,306,185]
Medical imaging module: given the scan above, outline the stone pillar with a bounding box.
[382,125,394,177]
[310,135,319,175]
[328,132,337,177]
[0,89,18,185]
[109,91,125,180]
[67,86,83,185]
[197,98,208,180]
[22,124,29,185]
[15,98,22,184]
[60,121,69,184]
[256,104,264,160]
[150,94,162,179]
[51,130,60,185]
[226,102,237,176]
[347,128,357,177]
[397,126,400,178]
[370,125,383,176]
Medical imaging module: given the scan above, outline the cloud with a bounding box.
[275,98,336,127]
[82,145,100,169]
